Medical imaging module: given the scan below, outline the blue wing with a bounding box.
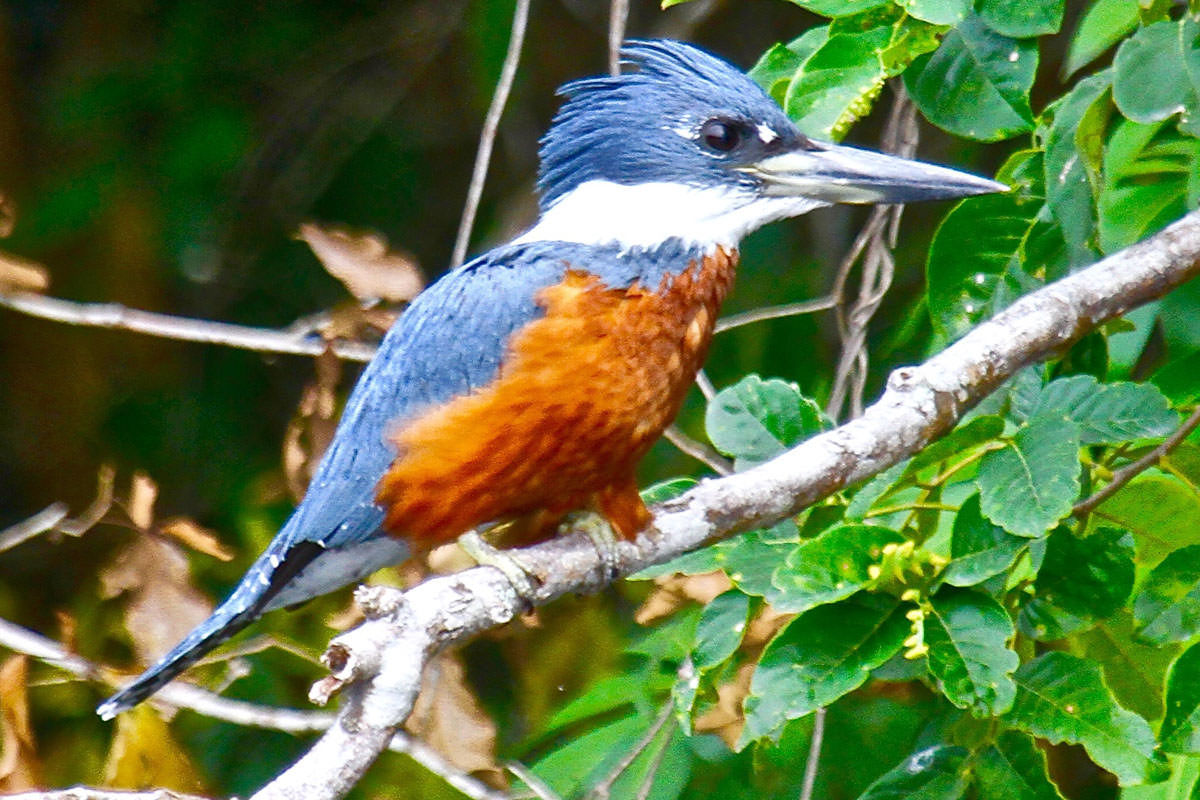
[97,242,585,717]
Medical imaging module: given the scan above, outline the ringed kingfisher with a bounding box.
[97,39,1004,718]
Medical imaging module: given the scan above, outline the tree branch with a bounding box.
[0,618,508,800]
[250,210,1200,800]
[1073,404,1200,515]
[0,292,376,362]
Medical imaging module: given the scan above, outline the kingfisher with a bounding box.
[97,39,1003,718]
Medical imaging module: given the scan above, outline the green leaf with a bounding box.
[1005,652,1168,787]
[1096,477,1200,564]
[895,0,968,25]
[905,13,1037,141]
[706,375,825,470]
[857,745,971,800]
[1114,21,1195,124]
[1063,0,1138,77]
[769,524,904,613]
[926,192,1042,342]
[783,0,890,16]
[1043,73,1110,267]
[748,28,830,103]
[1070,612,1177,723]
[1019,527,1136,640]
[640,477,697,505]
[1031,375,1178,445]
[977,416,1082,537]
[945,494,1029,587]
[692,589,751,671]
[1134,546,1200,646]
[977,0,1064,37]
[1162,644,1200,754]
[741,593,908,744]
[1098,118,1200,255]
[1152,351,1200,406]
[974,730,1065,800]
[924,588,1019,715]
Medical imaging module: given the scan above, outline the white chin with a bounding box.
[514,180,827,251]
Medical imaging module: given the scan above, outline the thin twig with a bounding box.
[634,714,677,800]
[0,292,376,362]
[506,761,562,800]
[608,0,631,76]
[2,790,210,800]
[799,707,825,800]
[1074,406,1200,515]
[0,503,69,553]
[713,296,837,333]
[450,0,532,268]
[663,424,732,475]
[826,85,918,421]
[0,616,508,800]
[587,702,675,800]
[694,369,716,401]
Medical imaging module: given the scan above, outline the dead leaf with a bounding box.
[635,571,733,626]
[125,472,158,531]
[0,251,48,293]
[0,656,41,792]
[0,193,14,238]
[161,518,235,561]
[100,536,214,666]
[297,222,423,304]
[103,705,205,792]
[406,651,504,787]
[283,349,342,501]
[693,661,754,749]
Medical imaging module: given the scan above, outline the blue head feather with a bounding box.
[536,40,805,208]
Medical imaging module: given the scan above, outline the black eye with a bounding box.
[700,119,743,153]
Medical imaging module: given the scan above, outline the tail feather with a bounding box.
[96,540,323,719]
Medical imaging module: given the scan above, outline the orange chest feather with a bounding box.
[376,247,738,543]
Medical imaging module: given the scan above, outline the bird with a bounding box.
[97,38,1004,719]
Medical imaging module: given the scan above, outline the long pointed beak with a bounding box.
[743,141,1008,204]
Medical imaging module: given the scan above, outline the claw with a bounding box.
[458,530,540,605]
[564,511,623,581]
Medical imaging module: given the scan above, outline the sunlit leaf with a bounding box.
[769,524,903,613]
[1019,527,1135,640]
[857,745,971,799]
[905,13,1036,141]
[974,730,1065,800]
[924,588,1019,715]
[944,494,1028,587]
[741,593,907,745]
[1005,652,1167,786]
[977,417,1081,537]
[1134,546,1200,646]
[1162,644,1200,754]
[977,0,1064,37]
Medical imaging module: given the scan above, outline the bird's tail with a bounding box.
[96,539,322,719]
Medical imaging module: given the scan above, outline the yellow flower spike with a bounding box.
[882,542,899,557]
[905,643,929,659]
[900,588,922,602]
[867,564,882,580]
[905,610,924,622]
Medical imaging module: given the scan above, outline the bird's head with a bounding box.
[521,39,1005,251]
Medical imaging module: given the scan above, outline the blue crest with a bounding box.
[537,40,803,207]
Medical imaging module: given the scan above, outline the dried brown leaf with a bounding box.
[0,193,14,238]
[100,536,213,666]
[0,251,48,293]
[125,472,158,531]
[102,705,205,792]
[634,571,733,626]
[693,661,753,749]
[406,652,503,787]
[160,518,235,562]
[298,222,423,304]
[283,349,342,501]
[0,656,41,792]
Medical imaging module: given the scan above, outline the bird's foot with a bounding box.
[458,530,540,604]
[563,511,624,581]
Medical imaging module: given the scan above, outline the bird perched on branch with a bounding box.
[98,38,1003,718]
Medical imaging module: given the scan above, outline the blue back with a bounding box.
[282,237,704,550]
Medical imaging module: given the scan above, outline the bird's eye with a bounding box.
[700,119,743,153]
